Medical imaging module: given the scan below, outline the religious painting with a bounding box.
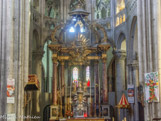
[7,79,15,104]
[127,85,134,103]
[102,105,110,119]
[145,72,159,103]
[7,79,15,97]
[50,106,59,120]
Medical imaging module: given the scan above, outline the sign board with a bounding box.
[145,72,159,103]
[7,79,15,104]
[127,85,134,103]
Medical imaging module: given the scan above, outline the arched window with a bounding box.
[42,40,53,93]
[116,0,125,14]
[86,66,90,87]
[86,66,90,81]
[95,0,111,19]
[73,67,78,83]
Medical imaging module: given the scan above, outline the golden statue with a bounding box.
[78,81,82,89]
[72,83,77,92]
[83,82,87,92]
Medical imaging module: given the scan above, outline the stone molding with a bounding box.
[114,50,126,60]
[32,50,44,60]
[127,60,138,69]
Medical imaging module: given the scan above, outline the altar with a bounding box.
[48,1,112,121]
[67,118,105,121]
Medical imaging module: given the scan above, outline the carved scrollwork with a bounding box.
[51,24,65,42]
[92,23,108,43]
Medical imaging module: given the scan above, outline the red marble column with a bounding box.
[94,61,99,117]
[102,59,108,103]
[53,59,58,105]
[61,61,65,96]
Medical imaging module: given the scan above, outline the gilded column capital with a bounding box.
[60,61,65,66]
[114,50,126,60]
[97,44,110,52]
[52,58,58,64]
[32,50,44,60]
[68,62,72,66]
[102,59,107,64]
[48,44,62,53]
[94,60,99,65]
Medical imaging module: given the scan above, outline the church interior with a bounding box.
[1,0,161,121]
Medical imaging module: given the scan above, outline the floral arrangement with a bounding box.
[65,110,73,117]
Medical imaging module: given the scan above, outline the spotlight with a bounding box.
[72,17,77,21]
[69,27,75,32]
[80,28,84,33]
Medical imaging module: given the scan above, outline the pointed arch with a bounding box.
[117,32,126,50]
[129,16,138,59]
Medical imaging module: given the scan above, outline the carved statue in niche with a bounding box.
[78,81,82,89]
[33,0,39,10]
[78,94,83,103]
[96,0,111,19]
[70,0,86,10]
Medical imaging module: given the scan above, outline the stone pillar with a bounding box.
[114,50,126,121]
[158,0,161,117]
[102,59,108,103]
[52,59,58,105]
[131,62,139,121]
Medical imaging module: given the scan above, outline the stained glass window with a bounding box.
[86,66,90,81]
[116,0,125,14]
[86,66,90,87]
[73,67,78,83]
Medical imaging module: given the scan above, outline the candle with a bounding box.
[124,117,126,121]
[112,117,114,121]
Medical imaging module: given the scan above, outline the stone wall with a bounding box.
[0,0,30,121]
